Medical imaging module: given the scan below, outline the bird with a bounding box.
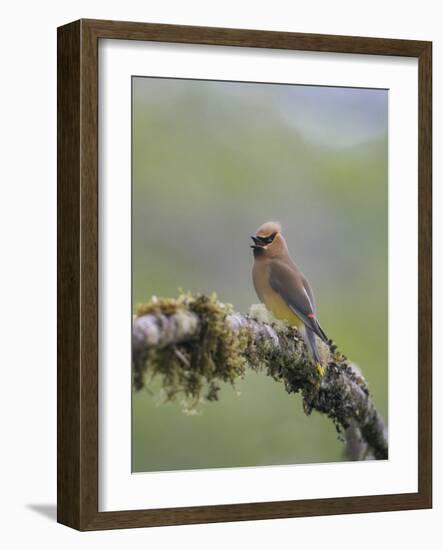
[251,221,329,374]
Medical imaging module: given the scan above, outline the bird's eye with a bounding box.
[255,232,277,245]
[262,232,277,244]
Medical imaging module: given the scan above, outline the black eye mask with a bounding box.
[256,232,277,244]
[250,232,277,249]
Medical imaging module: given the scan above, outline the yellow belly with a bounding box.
[263,290,303,328]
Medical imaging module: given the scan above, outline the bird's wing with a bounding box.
[269,260,328,343]
[301,274,317,315]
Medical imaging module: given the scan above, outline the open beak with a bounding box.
[250,235,265,249]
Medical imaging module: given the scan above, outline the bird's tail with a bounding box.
[304,326,322,364]
[309,317,329,345]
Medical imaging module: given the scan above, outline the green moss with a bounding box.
[136,296,185,316]
[133,293,386,457]
[134,293,373,436]
[134,293,249,412]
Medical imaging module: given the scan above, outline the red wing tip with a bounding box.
[307,313,315,318]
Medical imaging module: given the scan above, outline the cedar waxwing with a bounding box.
[251,221,329,370]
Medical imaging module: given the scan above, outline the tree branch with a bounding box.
[133,294,388,460]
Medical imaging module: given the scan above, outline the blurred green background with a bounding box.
[132,77,388,472]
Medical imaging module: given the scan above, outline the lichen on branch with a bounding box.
[133,293,388,460]
[133,293,248,409]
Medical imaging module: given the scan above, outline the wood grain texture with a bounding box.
[57,20,81,528]
[78,17,99,528]
[83,18,429,56]
[57,19,432,531]
[417,42,432,507]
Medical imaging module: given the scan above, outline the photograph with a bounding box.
[131,76,389,472]
[55,15,432,532]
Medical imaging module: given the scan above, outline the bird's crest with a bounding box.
[256,221,282,237]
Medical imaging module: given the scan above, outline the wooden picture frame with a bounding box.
[57,18,432,530]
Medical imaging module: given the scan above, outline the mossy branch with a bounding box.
[133,293,388,461]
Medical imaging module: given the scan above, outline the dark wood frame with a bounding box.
[57,18,432,531]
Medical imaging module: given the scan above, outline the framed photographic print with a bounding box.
[57,19,432,530]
